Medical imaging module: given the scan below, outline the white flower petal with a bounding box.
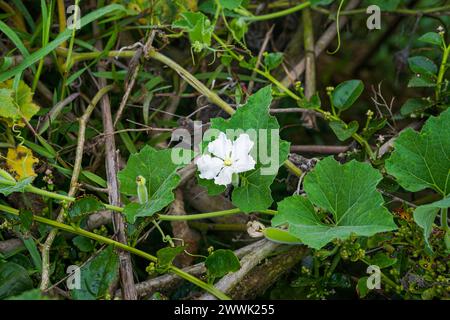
[214,166,234,186]
[232,155,256,173]
[196,155,224,180]
[231,134,256,173]
[208,132,232,160]
[231,134,254,162]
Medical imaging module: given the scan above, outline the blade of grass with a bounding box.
[0,4,125,82]
[10,0,35,30]
[0,20,35,74]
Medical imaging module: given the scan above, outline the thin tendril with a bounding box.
[12,123,25,147]
[327,0,345,55]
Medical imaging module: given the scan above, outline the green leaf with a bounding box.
[73,236,95,253]
[230,17,248,41]
[407,74,435,88]
[408,56,438,76]
[219,0,242,10]
[118,146,188,223]
[7,289,48,300]
[71,246,119,300]
[418,32,443,46]
[357,277,370,298]
[68,196,105,222]
[329,120,359,141]
[198,177,227,195]
[19,210,33,231]
[156,246,185,273]
[310,0,335,6]
[413,197,450,253]
[332,80,364,111]
[172,12,214,49]
[264,52,283,70]
[205,249,240,278]
[400,98,431,116]
[363,118,387,139]
[298,93,321,110]
[368,252,397,268]
[0,262,33,299]
[272,157,397,249]
[0,88,17,121]
[263,227,303,244]
[207,86,289,212]
[0,177,33,196]
[367,0,400,11]
[0,80,40,126]
[385,108,450,196]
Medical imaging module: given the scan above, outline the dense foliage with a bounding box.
[0,0,449,300]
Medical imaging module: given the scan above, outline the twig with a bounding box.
[114,239,269,299]
[229,246,307,299]
[94,25,137,300]
[40,85,113,291]
[280,0,362,87]
[248,25,274,95]
[290,144,349,154]
[198,240,280,300]
[38,93,80,134]
[113,31,155,127]
[270,107,322,116]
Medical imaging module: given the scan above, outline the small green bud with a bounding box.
[136,175,148,204]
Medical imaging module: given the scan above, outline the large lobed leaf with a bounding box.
[413,197,450,253]
[118,146,188,223]
[385,108,450,196]
[0,80,40,127]
[71,246,119,300]
[272,157,397,249]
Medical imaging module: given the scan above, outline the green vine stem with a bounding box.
[313,4,450,16]
[242,2,311,22]
[0,203,230,300]
[0,179,277,220]
[441,208,448,232]
[436,41,450,102]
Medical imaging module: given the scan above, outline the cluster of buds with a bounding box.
[437,25,445,36]
[295,81,304,96]
[322,111,333,120]
[145,262,156,275]
[326,86,335,96]
[42,168,54,186]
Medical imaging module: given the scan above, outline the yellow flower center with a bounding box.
[223,158,233,166]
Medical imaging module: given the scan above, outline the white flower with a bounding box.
[196,132,256,186]
[247,221,265,238]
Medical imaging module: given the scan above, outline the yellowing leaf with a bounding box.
[0,80,40,127]
[6,145,39,179]
[0,88,17,120]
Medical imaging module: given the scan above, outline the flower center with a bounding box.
[223,158,233,166]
